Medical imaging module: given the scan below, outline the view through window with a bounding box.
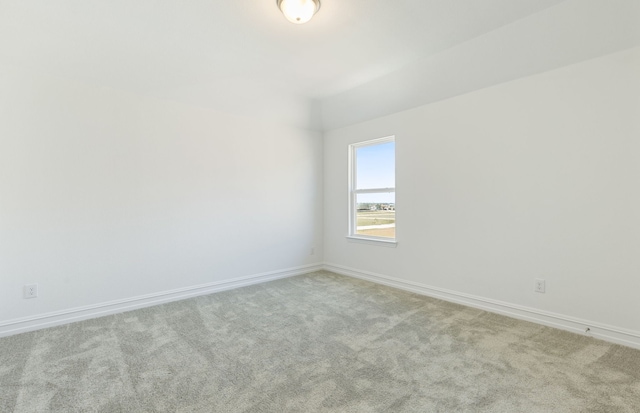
[349,137,395,240]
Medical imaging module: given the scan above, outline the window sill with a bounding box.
[346,236,398,247]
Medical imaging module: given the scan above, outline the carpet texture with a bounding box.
[1,271,639,412]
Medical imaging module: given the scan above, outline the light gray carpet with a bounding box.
[1,271,639,412]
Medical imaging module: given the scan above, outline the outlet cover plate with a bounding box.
[24,284,38,299]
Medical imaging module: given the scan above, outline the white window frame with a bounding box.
[348,136,396,245]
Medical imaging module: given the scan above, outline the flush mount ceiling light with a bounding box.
[277,0,321,24]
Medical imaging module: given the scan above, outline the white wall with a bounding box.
[324,47,640,344]
[320,0,640,130]
[0,65,323,330]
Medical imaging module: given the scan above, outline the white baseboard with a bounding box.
[5,262,638,350]
[323,263,640,350]
[0,263,323,338]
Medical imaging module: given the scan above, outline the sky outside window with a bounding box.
[356,141,395,203]
[356,141,395,188]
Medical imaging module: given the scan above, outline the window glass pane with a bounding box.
[356,141,395,189]
[356,193,395,238]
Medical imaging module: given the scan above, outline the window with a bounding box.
[349,136,396,242]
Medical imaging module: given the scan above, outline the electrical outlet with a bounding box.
[24,284,38,299]
[535,279,546,293]
[310,247,315,256]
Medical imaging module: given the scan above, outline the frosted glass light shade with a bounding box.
[277,0,320,24]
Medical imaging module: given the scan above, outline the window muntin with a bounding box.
[349,137,396,241]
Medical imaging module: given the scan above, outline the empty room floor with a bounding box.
[1,271,639,412]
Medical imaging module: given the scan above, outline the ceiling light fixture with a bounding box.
[277,0,321,25]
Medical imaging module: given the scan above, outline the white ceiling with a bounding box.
[1,0,638,129]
